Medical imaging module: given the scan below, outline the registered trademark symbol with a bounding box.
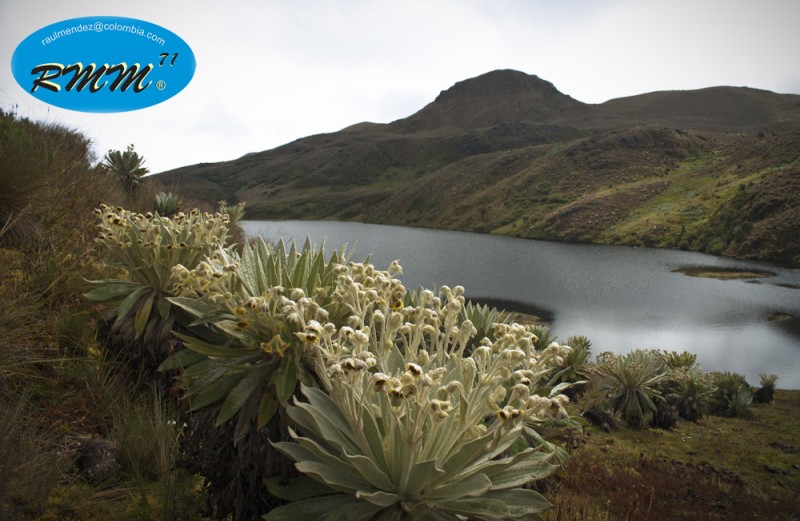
[156,80,166,90]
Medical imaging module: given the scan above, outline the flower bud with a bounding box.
[347,315,363,328]
[354,331,369,346]
[388,260,403,276]
[430,399,453,412]
[400,382,417,397]
[446,381,464,396]
[372,373,391,390]
[388,388,404,407]
[417,350,431,366]
[323,322,337,336]
[428,367,446,381]
[388,312,404,331]
[405,362,423,377]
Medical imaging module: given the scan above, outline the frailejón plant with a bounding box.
[600,350,667,428]
[260,262,576,520]
[154,192,182,216]
[665,366,714,422]
[162,238,350,442]
[86,205,229,370]
[103,144,149,194]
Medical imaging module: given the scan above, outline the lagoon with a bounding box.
[242,220,800,388]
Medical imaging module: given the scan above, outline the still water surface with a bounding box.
[242,220,800,388]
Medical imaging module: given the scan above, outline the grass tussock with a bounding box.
[0,392,69,515]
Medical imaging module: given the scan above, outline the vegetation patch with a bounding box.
[547,388,800,521]
[672,266,775,280]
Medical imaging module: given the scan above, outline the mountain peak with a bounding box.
[434,69,562,102]
[394,69,584,132]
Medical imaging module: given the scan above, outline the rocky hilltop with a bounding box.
[157,70,800,266]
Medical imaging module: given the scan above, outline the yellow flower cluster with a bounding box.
[171,246,334,358]
[287,259,575,451]
[94,204,229,290]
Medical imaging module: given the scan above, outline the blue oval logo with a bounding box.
[11,16,196,113]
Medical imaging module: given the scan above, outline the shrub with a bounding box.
[710,372,753,418]
[663,350,697,370]
[217,200,247,247]
[727,389,754,418]
[163,244,580,520]
[263,278,571,520]
[595,350,619,370]
[162,238,350,519]
[547,336,591,401]
[154,191,182,216]
[164,238,350,436]
[753,373,778,404]
[666,366,715,422]
[759,372,779,388]
[529,324,556,351]
[85,213,584,520]
[86,205,230,375]
[103,144,148,195]
[565,335,592,353]
[458,299,512,355]
[217,200,246,224]
[600,350,667,428]
[554,336,591,379]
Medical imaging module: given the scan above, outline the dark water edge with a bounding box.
[467,296,555,323]
[771,313,800,339]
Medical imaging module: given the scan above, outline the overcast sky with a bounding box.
[2,0,799,174]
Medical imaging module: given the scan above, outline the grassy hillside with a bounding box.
[0,110,215,520]
[156,70,800,266]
